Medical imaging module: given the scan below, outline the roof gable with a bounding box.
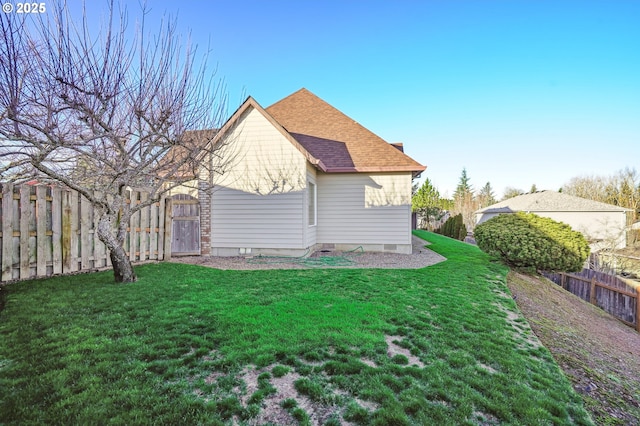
[207,96,328,171]
[265,88,425,174]
[477,190,632,213]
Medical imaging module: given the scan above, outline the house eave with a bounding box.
[322,165,426,174]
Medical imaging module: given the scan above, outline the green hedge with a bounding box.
[474,212,590,272]
[437,213,467,241]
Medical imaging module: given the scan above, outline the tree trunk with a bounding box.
[108,244,137,283]
[97,211,137,283]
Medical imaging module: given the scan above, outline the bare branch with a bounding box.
[0,0,232,282]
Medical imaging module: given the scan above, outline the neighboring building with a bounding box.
[191,88,425,256]
[475,190,633,250]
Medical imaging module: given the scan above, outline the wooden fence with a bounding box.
[542,269,640,332]
[0,183,172,283]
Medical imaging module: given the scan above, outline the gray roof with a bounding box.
[476,190,632,214]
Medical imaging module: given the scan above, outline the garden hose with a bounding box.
[247,246,364,267]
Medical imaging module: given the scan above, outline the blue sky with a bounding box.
[75,1,640,198]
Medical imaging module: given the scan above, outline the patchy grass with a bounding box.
[0,231,592,425]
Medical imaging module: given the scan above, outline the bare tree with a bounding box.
[562,168,640,221]
[561,175,609,203]
[0,2,231,282]
[580,216,634,275]
[501,186,524,201]
[607,168,640,218]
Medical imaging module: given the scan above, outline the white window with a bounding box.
[308,181,316,226]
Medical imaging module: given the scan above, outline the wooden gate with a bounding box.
[171,194,200,256]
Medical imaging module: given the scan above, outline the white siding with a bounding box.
[476,212,502,225]
[304,163,318,248]
[212,189,304,248]
[539,211,627,250]
[210,107,308,250]
[316,172,412,245]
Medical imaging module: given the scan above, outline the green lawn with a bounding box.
[0,231,592,425]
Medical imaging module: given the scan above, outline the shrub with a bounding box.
[474,212,590,272]
[437,213,467,241]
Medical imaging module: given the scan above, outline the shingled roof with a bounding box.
[476,190,632,213]
[265,88,425,175]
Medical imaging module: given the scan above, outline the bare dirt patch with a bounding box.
[507,271,640,425]
[234,365,352,425]
[193,337,431,425]
[385,335,425,368]
[237,365,301,425]
[477,363,498,375]
[359,357,377,368]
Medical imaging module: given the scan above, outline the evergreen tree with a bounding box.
[454,168,473,201]
[452,168,477,231]
[477,182,497,208]
[412,178,445,230]
[437,213,467,241]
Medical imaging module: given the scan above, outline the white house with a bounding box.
[192,88,425,256]
[475,190,633,250]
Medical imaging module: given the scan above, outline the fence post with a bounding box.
[19,185,31,279]
[149,200,158,260]
[589,277,597,305]
[2,183,14,282]
[51,187,63,275]
[636,288,640,333]
[129,190,139,262]
[139,192,149,262]
[80,194,92,271]
[560,273,566,290]
[61,190,72,272]
[69,190,79,272]
[36,186,47,277]
[157,197,166,261]
[163,198,172,261]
